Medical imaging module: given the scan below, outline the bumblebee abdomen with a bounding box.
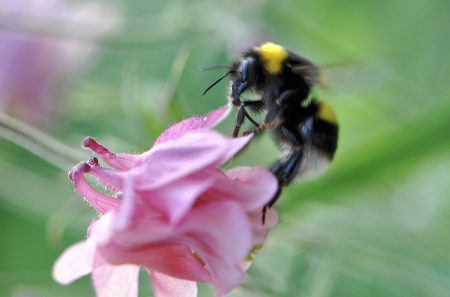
[272,102,338,182]
[293,120,338,180]
[297,145,332,180]
[310,118,338,160]
[301,100,339,160]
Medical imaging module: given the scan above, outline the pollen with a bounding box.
[258,42,288,75]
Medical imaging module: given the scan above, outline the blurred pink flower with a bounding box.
[0,0,120,124]
[53,106,278,297]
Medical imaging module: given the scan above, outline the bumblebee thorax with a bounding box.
[257,42,288,76]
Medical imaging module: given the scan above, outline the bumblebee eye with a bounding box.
[239,57,256,82]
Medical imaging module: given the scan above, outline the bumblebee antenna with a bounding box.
[202,71,232,95]
[202,64,231,71]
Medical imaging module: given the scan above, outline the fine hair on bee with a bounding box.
[203,42,339,222]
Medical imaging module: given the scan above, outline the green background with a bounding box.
[1,0,449,296]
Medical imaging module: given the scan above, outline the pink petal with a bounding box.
[89,212,117,246]
[133,131,228,190]
[149,270,197,297]
[223,166,279,210]
[83,137,139,171]
[92,253,140,297]
[218,134,253,165]
[203,256,245,295]
[155,106,231,145]
[248,207,279,246]
[99,243,211,282]
[52,240,95,285]
[136,174,216,224]
[89,161,124,192]
[69,162,120,214]
[103,213,174,248]
[180,201,252,263]
[199,167,278,212]
[115,177,136,230]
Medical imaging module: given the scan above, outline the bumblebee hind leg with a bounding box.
[262,150,302,223]
[279,151,303,185]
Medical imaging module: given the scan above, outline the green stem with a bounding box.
[0,113,87,171]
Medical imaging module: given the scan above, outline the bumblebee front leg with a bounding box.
[232,100,262,137]
[243,104,283,136]
[233,105,246,137]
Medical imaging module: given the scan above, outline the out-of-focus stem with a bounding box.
[0,113,87,170]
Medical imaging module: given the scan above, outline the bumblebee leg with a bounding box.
[262,175,284,224]
[233,100,263,137]
[270,151,302,197]
[243,110,260,127]
[278,126,303,184]
[244,89,302,136]
[261,158,287,224]
[263,104,283,126]
[233,105,246,137]
[261,159,283,224]
[279,151,302,185]
[271,158,285,178]
[267,162,285,207]
[242,99,265,114]
[276,89,302,105]
[242,106,282,135]
[261,126,304,223]
[262,151,301,223]
[264,89,301,123]
[242,100,264,127]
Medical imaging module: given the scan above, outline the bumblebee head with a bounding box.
[202,42,289,104]
[202,57,258,103]
[228,42,288,104]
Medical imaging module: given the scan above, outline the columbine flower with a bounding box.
[0,0,120,124]
[53,106,278,297]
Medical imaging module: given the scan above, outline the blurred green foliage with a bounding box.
[1,0,449,296]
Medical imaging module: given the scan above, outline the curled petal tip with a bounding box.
[80,163,91,173]
[68,170,74,181]
[82,137,96,148]
[69,162,91,181]
[82,137,114,157]
[88,156,99,166]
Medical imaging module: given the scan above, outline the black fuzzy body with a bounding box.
[224,44,339,214]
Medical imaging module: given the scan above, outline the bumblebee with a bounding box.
[204,42,339,218]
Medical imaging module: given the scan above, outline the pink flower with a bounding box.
[0,0,120,124]
[53,106,278,297]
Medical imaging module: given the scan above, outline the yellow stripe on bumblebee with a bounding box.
[258,42,288,75]
[317,101,337,124]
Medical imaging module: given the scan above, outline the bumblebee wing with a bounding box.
[315,61,391,95]
[286,51,322,86]
[290,64,322,86]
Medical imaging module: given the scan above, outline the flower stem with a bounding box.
[0,113,87,171]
